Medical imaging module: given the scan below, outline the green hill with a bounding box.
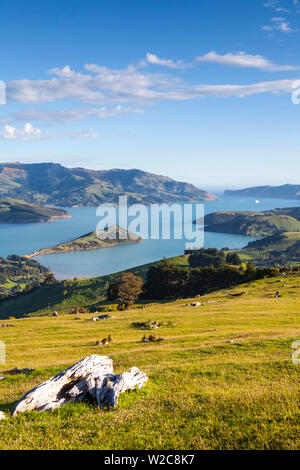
[0,162,217,207]
[28,225,142,258]
[0,198,69,223]
[0,273,299,449]
[199,208,300,237]
[234,232,300,267]
[0,255,51,299]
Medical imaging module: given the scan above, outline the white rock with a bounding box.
[0,411,7,420]
[13,355,148,416]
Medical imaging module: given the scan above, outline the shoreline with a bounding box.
[26,238,142,258]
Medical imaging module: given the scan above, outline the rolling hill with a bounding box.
[0,162,217,207]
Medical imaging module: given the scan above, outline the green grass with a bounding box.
[0,274,299,449]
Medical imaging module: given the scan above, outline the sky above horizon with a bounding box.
[1,0,300,190]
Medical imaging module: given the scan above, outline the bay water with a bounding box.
[0,195,299,280]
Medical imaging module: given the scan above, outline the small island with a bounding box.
[27,225,142,258]
[0,198,70,223]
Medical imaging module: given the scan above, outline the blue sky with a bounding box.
[1,0,300,190]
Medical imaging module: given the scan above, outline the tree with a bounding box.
[189,248,225,269]
[226,252,242,266]
[107,272,143,307]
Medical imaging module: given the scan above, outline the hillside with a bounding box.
[234,232,300,267]
[198,208,300,237]
[0,198,69,223]
[0,261,155,318]
[0,274,299,449]
[0,255,51,299]
[225,184,300,200]
[27,226,142,258]
[0,162,217,207]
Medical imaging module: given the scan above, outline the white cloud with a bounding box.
[167,79,295,99]
[264,0,297,9]
[195,51,297,71]
[6,63,298,110]
[0,123,102,140]
[262,19,297,33]
[12,105,144,124]
[1,123,41,141]
[145,53,188,69]
[264,0,279,7]
[262,13,298,33]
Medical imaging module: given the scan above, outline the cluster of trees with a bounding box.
[143,258,278,300]
[107,257,279,304]
[188,248,241,269]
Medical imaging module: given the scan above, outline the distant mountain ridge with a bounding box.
[225,184,300,200]
[0,162,217,207]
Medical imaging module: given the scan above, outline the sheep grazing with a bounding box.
[96,336,111,346]
[142,334,164,343]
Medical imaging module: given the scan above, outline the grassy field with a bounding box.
[0,274,299,449]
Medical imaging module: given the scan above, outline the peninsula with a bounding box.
[0,198,70,223]
[27,225,142,258]
[194,207,300,237]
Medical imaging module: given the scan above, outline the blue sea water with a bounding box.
[0,195,299,280]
